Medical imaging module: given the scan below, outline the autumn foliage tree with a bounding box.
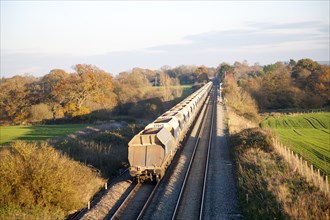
[291,58,322,88]
[63,64,117,117]
[114,69,151,104]
[0,76,37,124]
[194,65,209,83]
[306,65,330,102]
[170,65,198,84]
[222,73,259,121]
[39,69,70,119]
[0,65,118,124]
[223,59,329,111]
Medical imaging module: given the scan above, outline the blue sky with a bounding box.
[1,1,329,77]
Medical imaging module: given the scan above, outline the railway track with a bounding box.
[71,85,241,219]
[172,87,216,220]
[110,181,160,220]
[200,88,216,219]
[66,210,82,220]
[136,87,215,219]
[79,85,215,220]
[108,88,213,220]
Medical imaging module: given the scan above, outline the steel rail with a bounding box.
[66,209,82,220]
[110,90,212,220]
[137,89,212,220]
[110,178,160,220]
[171,92,212,220]
[109,182,140,220]
[199,88,216,220]
[136,180,161,220]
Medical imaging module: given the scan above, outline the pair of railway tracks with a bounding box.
[171,87,216,220]
[108,87,216,220]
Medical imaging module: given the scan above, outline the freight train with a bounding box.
[128,82,213,182]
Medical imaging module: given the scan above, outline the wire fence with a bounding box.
[272,137,329,197]
[261,107,329,115]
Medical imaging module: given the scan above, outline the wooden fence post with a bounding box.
[317,169,321,187]
[326,176,329,195]
[305,161,309,182]
[272,138,329,197]
[310,164,315,185]
[292,151,295,164]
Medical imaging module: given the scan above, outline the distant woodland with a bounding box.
[220,58,329,120]
[1,58,329,125]
[0,64,211,125]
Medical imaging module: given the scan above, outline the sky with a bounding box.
[1,1,329,77]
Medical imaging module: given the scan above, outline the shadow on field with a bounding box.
[17,125,88,142]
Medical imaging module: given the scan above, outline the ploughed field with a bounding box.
[0,124,90,145]
[261,112,330,175]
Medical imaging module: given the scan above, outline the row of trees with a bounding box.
[0,64,211,125]
[3,58,326,124]
[1,65,117,124]
[220,59,329,112]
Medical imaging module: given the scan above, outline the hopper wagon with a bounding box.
[128,82,213,182]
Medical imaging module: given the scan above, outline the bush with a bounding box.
[230,128,273,153]
[223,74,259,122]
[29,103,53,122]
[0,141,105,219]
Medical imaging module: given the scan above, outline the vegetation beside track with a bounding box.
[260,112,330,175]
[223,72,330,218]
[52,123,146,178]
[230,126,329,219]
[0,82,194,219]
[0,141,105,219]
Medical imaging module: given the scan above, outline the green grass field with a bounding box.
[260,112,330,175]
[0,124,90,145]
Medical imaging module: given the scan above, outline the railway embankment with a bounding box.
[79,172,133,220]
[227,107,330,219]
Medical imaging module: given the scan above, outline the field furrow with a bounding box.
[261,112,330,175]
